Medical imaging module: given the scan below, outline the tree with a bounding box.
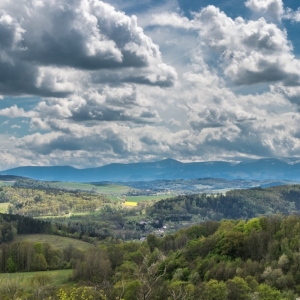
[147,234,159,253]
[0,277,25,300]
[244,218,262,234]
[131,251,166,300]
[221,231,245,258]
[257,284,282,300]
[73,247,112,289]
[6,257,17,273]
[203,279,228,300]
[57,286,107,300]
[30,274,52,299]
[167,280,194,300]
[227,277,251,300]
[32,253,48,271]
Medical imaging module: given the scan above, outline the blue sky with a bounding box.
[0,0,300,169]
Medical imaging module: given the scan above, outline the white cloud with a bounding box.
[151,12,198,30]
[0,105,37,118]
[11,124,21,129]
[245,0,284,22]
[284,8,300,22]
[152,5,300,90]
[0,0,177,97]
[1,0,300,169]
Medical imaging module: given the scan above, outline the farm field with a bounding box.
[111,194,174,203]
[123,201,138,207]
[52,182,174,202]
[0,202,9,213]
[125,194,174,202]
[14,234,93,251]
[0,269,73,286]
[53,181,130,195]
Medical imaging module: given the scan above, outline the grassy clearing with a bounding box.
[14,234,93,252]
[0,202,9,213]
[0,269,73,286]
[124,194,174,202]
[107,194,174,203]
[0,181,14,187]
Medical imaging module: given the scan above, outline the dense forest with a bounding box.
[148,185,300,223]
[0,186,109,217]
[0,214,52,243]
[2,214,300,299]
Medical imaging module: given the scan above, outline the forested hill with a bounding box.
[0,213,52,244]
[148,184,300,223]
[2,158,300,182]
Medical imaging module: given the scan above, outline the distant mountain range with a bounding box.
[1,158,300,182]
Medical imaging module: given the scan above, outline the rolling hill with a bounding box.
[1,158,300,182]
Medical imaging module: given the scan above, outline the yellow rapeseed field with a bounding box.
[124,201,138,207]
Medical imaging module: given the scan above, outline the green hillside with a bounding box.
[14,234,93,252]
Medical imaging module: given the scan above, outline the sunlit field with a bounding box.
[123,201,138,207]
[14,234,93,251]
[0,202,9,213]
[0,269,73,286]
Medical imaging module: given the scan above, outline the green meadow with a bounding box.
[53,181,130,194]
[0,269,73,286]
[0,203,9,213]
[0,181,14,187]
[14,234,93,252]
[124,194,174,202]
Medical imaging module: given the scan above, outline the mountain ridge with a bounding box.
[1,158,300,182]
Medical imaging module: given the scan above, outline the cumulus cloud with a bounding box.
[284,8,300,22]
[0,0,176,97]
[245,0,284,22]
[152,4,300,91]
[26,85,160,124]
[151,12,198,30]
[0,105,37,118]
[1,0,300,169]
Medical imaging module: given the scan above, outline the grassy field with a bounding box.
[110,194,174,203]
[124,194,174,202]
[0,202,9,213]
[52,182,174,203]
[53,182,130,195]
[0,269,73,286]
[14,234,93,251]
[0,180,14,187]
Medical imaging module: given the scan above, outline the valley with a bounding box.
[1,173,300,299]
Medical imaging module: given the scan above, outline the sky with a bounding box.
[0,0,300,169]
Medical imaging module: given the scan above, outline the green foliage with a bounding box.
[167,280,194,300]
[32,253,48,271]
[0,277,26,300]
[227,277,251,300]
[4,180,300,299]
[203,279,228,300]
[2,186,108,217]
[244,218,262,234]
[257,284,282,300]
[148,184,300,224]
[0,239,85,272]
[57,286,107,300]
[73,247,112,285]
[6,257,17,273]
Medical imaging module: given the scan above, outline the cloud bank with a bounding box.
[0,0,300,169]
